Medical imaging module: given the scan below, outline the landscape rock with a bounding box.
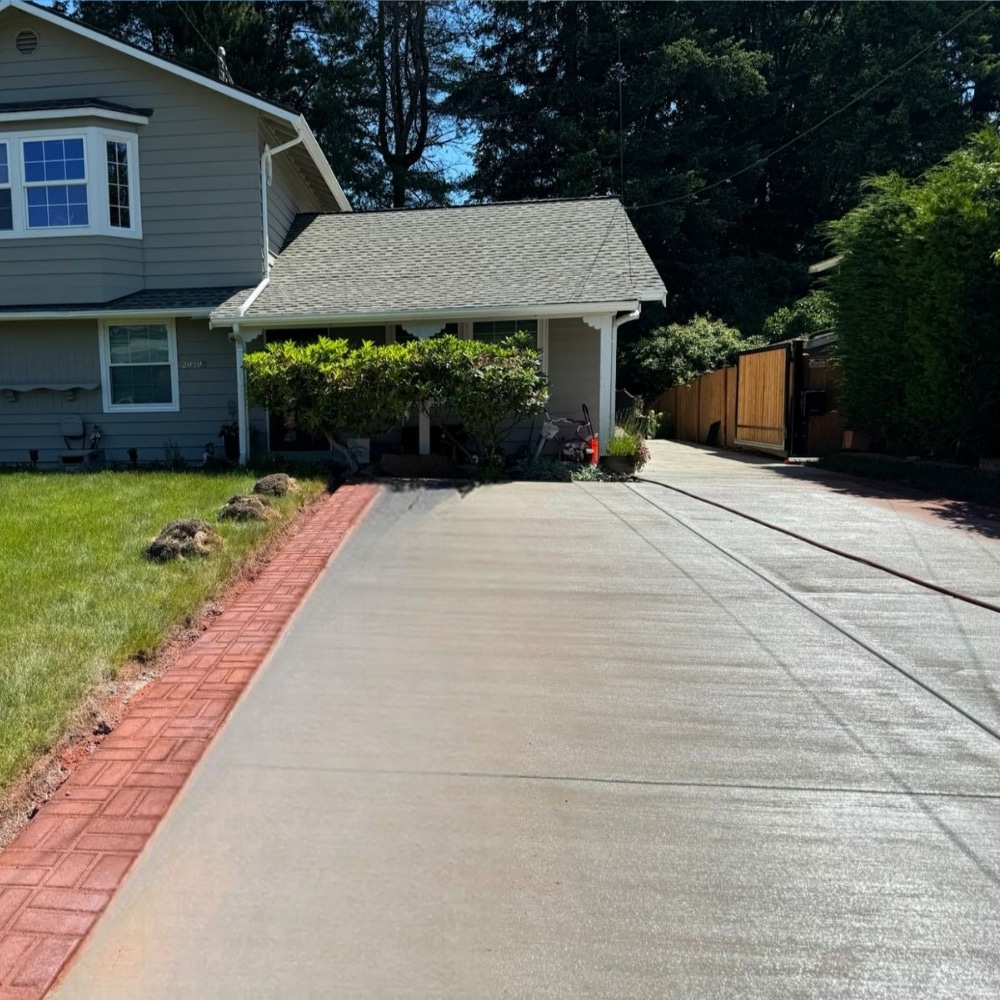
[146,519,222,562]
[218,494,275,521]
[253,473,297,496]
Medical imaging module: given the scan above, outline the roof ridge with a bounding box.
[293,196,622,221]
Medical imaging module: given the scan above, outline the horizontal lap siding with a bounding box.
[0,10,263,303]
[545,318,601,451]
[0,318,237,466]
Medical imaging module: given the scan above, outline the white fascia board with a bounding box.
[210,300,640,330]
[0,308,215,322]
[0,107,150,126]
[5,1,350,208]
[294,116,351,213]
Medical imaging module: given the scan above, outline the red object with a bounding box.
[589,436,599,464]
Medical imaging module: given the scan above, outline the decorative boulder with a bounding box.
[218,494,275,521]
[146,519,222,562]
[253,473,297,496]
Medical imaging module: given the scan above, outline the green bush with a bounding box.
[408,334,548,463]
[245,334,548,466]
[827,128,1000,459]
[622,315,763,400]
[761,290,836,343]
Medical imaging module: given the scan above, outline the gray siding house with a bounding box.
[0,0,664,468]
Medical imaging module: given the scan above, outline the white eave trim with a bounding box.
[0,307,215,322]
[210,300,642,330]
[2,0,349,210]
[294,116,351,213]
[0,107,150,126]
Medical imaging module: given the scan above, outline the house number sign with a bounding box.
[181,361,206,369]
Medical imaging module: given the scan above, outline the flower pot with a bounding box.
[600,454,638,475]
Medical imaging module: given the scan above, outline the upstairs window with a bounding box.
[106,139,131,229]
[23,137,89,228]
[0,128,140,238]
[0,143,10,231]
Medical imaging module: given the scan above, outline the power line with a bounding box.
[629,0,993,212]
[174,2,221,63]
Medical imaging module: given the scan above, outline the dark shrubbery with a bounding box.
[827,128,1000,460]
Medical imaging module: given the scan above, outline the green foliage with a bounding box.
[622,315,762,400]
[762,291,836,343]
[244,337,415,456]
[457,2,1000,333]
[244,335,548,465]
[408,334,548,463]
[827,127,1000,459]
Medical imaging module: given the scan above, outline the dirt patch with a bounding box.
[146,518,223,562]
[0,492,329,852]
[219,494,276,521]
[254,473,298,496]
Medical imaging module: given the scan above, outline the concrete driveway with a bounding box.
[54,444,1000,998]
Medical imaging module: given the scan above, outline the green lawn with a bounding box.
[0,470,323,793]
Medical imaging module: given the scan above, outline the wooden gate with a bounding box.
[735,344,790,454]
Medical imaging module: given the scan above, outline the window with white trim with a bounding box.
[100,321,179,412]
[0,128,140,238]
[472,319,539,347]
[0,142,11,231]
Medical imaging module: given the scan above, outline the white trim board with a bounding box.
[215,301,642,329]
[0,107,150,126]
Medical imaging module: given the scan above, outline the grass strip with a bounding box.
[0,470,323,793]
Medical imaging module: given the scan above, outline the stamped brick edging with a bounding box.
[0,483,379,999]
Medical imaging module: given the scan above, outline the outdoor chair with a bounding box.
[59,415,101,468]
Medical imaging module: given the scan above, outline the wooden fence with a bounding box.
[652,340,846,457]
[655,366,737,449]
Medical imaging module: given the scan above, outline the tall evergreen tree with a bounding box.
[455,1,1000,334]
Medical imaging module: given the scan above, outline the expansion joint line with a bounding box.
[621,482,1000,748]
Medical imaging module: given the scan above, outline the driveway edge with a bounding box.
[0,483,379,999]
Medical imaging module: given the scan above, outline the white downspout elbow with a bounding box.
[259,128,306,278]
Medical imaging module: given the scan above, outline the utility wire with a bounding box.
[174,1,221,64]
[629,0,993,212]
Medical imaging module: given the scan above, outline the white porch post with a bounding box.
[232,327,249,466]
[398,321,447,456]
[595,314,616,448]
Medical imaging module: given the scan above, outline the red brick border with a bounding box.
[0,484,379,999]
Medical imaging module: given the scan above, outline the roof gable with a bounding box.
[0,0,350,211]
[215,198,667,324]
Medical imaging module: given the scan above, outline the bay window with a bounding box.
[0,127,140,238]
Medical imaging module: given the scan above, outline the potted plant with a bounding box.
[600,430,649,475]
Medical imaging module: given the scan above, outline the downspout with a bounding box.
[232,127,306,465]
[259,129,305,278]
[609,304,641,435]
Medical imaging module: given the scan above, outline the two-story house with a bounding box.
[0,0,665,468]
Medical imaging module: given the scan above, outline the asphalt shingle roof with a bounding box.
[0,287,245,316]
[214,197,665,322]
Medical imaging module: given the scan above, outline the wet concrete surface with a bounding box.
[53,447,1000,998]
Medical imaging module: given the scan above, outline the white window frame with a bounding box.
[0,140,11,232]
[99,319,180,413]
[0,127,141,239]
[470,317,548,371]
